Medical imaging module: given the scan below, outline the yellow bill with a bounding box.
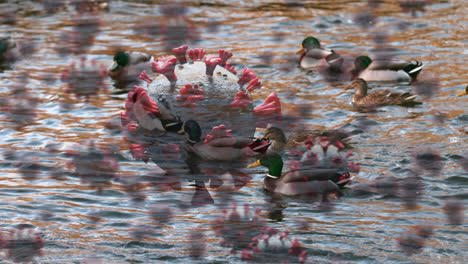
[247,160,261,168]
[296,45,304,55]
[457,90,467,97]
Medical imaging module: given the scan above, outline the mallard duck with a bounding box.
[351,55,423,83]
[248,152,352,196]
[0,37,19,63]
[179,120,269,162]
[345,78,422,107]
[263,126,350,153]
[297,36,334,69]
[108,51,153,83]
[457,85,468,97]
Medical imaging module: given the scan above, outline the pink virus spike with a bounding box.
[254,92,282,116]
[347,161,360,173]
[188,48,206,61]
[172,45,188,64]
[224,63,237,74]
[133,86,160,116]
[130,144,149,163]
[204,55,222,76]
[151,56,177,82]
[319,137,330,151]
[288,160,302,171]
[241,249,252,260]
[138,70,152,83]
[177,84,204,107]
[304,138,314,149]
[120,112,131,127]
[230,91,252,108]
[237,67,257,86]
[218,49,233,64]
[335,140,345,151]
[204,124,232,143]
[246,77,262,92]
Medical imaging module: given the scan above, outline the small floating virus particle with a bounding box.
[61,57,108,100]
[134,3,200,51]
[443,197,464,226]
[411,72,440,99]
[397,225,433,255]
[56,14,101,56]
[149,204,173,226]
[398,0,432,17]
[0,36,37,64]
[1,226,44,263]
[70,0,110,12]
[66,141,119,191]
[411,145,443,174]
[213,203,266,251]
[188,229,206,259]
[400,174,424,209]
[353,7,377,29]
[242,228,307,263]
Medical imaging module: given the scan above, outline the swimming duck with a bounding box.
[263,126,350,153]
[457,85,468,97]
[345,78,422,107]
[297,36,334,69]
[179,120,269,162]
[248,152,352,196]
[0,37,19,63]
[108,51,153,83]
[351,55,423,83]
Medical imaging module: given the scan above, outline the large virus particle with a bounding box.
[1,226,44,263]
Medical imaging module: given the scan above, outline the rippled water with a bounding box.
[0,1,467,263]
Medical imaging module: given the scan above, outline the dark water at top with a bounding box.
[0,0,466,263]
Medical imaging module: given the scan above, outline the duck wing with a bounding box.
[206,137,256,148]
[128,51,152,65]
[360,90,421,106]
[190,143,248,161]
[281,168,341,183]
[305,48,334,60]
[274,180,339,195]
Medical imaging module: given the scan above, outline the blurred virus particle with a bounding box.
[213,203,266,251]
[242,228,307,263]
[39,0,67,14]
[188,229,205,259]
[411,146,443,174]
[397,225,433,255]
[0,4,17,25]
[457,151,468,172]
[55,14,101,57]
[317,52,353,83]
[432,111,448,124]
[66,141,119,192]
[130,224,156,241]
[1,226,44,263]
[70,0,110,12]
[411,72,440,99]
[1,74,38,127]
[443,197,464,226]
[400,174,424,209]
[398,0,431,17]
[0,36,37,64]
[61,57,108,100]
[149,203,173,226]
[133,3,200,51]
[353,7,377,29]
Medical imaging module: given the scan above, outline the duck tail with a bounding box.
[403,61,423,80]
[401,93,422,107]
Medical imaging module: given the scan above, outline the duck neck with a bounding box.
[271,140,286,152]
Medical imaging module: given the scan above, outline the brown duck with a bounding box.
[345,78,422,107]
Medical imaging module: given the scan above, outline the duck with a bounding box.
[247,152,352,196]
[108,51,153,83]
[345,78,422,107]
[262,126,350,153]
[0,37,19,63]
[297,36,335,69]
[457,85,467,97]
[179,120,270,162]
[351,55,423,83]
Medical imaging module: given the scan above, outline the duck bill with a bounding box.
[109,62,119,72]
[177,127,185,135]
[296,45,304,55]
[457,90,467,97]
[247,160,261,168]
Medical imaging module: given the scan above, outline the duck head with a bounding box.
[263,127,287,152]
[248,152,284,179]
[296,36,321,55]
[345,78,368,99]
[351,55,372,78]
[109,51,129,72]
[179,120,202,144]
[457,85,468,97]
[0,37,15,54]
